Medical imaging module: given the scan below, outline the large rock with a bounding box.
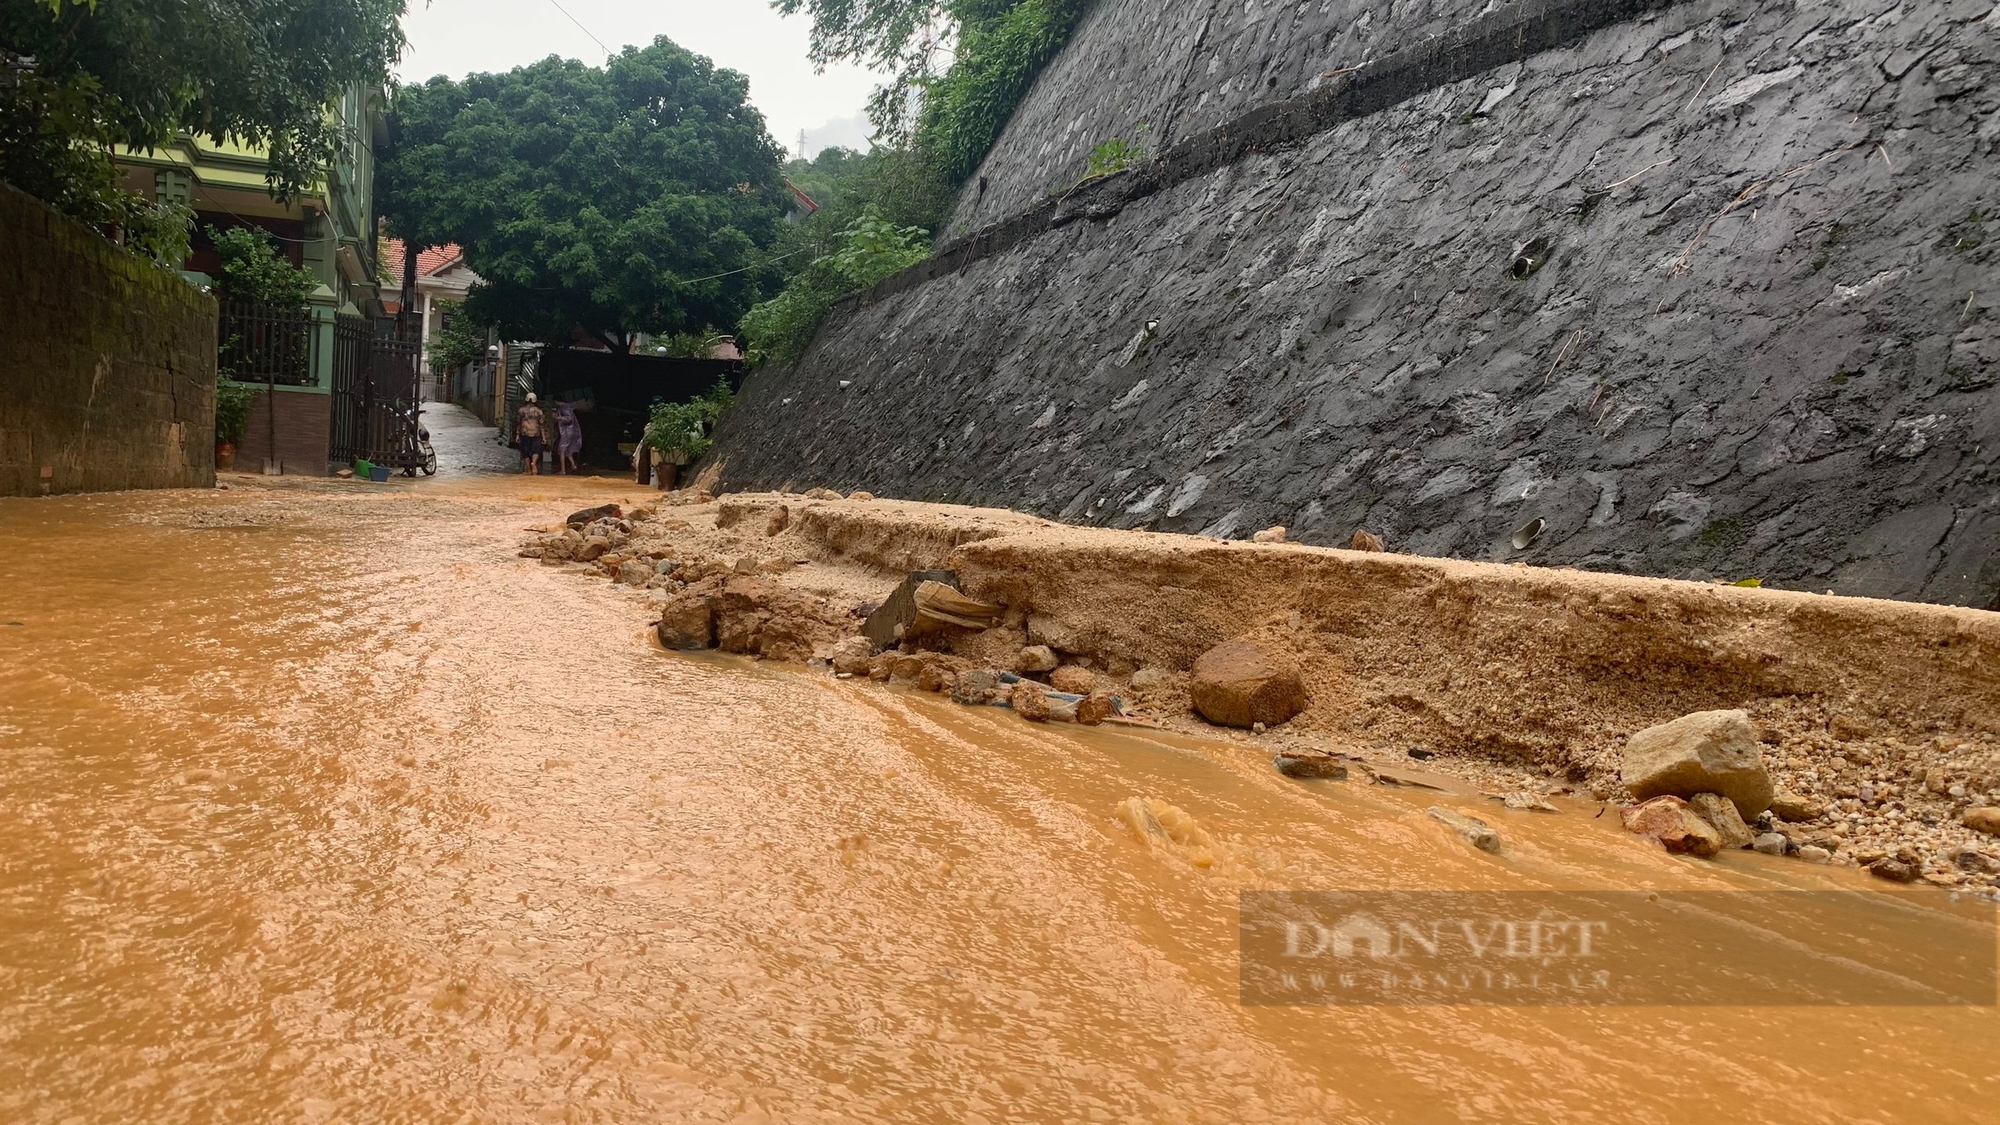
[862,569,959,649]
[1619,795,1723,857]
[1049,665,1097,695]
[1620,710,1774,820]
[1769,791,1825,823]
[1688,792,1755,849]
[657,595,715,651]
[1075,691,1116,726]
[1016,645,1059,674]
[1963,807,2000,836]
[1011,682,1053,722]
[1188,638,1306,729]
[830,636,875,676]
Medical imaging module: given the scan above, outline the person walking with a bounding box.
[634,396,663,486]
[553,400,583,475]
[516,393,547,475]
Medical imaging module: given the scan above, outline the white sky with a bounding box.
[395,0,879,158]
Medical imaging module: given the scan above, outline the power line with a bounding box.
[545,0,613,57]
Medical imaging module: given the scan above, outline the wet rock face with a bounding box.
[1188,638,1307,729]
[712,0,2000,607]
[1621,710,1775,820]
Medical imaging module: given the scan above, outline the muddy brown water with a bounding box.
[2,477,1995,1124]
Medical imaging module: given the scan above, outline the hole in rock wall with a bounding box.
[1510,237,1552,280]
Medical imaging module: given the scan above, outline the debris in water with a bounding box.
[1426,806,1502,853]
[1115,796,1217,867]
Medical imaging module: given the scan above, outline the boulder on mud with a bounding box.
[830,636,875,676]
[1128,667,1173,693]
[1252,526,1287,543]
[1769,791,1825,822]
[952,669,1002,705]
[917,662,955,694]
[1011,682,1054,722]
[1619,795,1723,857]
[1015,645,1060,674]
[1688,791,1755,849]
[1619,710,1774,820]
[566,503,621,527]
[765,505,790,537]
[1189,638,1307,729]
[1349,530,1385,552]
[1275,751,1348,779]
[1425,807,1501,853]
[615,560,652,587]
[1049,665,1097,695]
[849,491,876,501]
[802,487,841,500]
[1867,855,1921,883]
[863,569,960,649]
[1752,832,1790,856]
[1963,807,2000,836]
[1075,691,1116,726]
[657,595,715,651]
[579,536,611,562]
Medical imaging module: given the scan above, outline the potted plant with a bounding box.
[214,382,254,470]
[642,379,735,490]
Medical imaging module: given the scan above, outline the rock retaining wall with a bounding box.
[713,0,2000,607]
[0,183,217,495]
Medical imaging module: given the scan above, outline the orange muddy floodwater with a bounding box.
[1,473,1996,1124]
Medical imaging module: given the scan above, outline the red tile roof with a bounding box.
[380,238,464,279]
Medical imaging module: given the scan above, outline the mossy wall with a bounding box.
[0,182,218,495]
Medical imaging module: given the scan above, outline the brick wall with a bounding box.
[232,387,332,476]
[0,183,218,495]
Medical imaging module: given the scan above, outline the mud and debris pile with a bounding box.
[519,489,2000,891]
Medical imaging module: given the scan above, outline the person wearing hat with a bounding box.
[515,393,547,475]
[635,396,664,486]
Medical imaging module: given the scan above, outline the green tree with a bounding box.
[0,0,407,255]
[739,208,928,366]
[774,0,1093,181]
[207,226,317,307]
[381,38,789,353]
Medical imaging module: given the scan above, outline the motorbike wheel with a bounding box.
[422,448,438,476]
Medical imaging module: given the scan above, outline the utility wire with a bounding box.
[545,0,614,57]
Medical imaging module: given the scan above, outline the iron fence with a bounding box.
[330,316,422,467]
[217,300,313,386]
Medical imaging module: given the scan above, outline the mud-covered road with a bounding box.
[2,468,1995,1124]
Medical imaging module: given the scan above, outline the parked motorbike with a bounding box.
[389,401,438,477]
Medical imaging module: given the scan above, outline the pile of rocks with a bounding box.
[1614,709,2000,890]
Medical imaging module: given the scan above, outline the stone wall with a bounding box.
[713,0,2000,607]
[0,183,217,495]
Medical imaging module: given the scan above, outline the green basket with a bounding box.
[353,458,374,479]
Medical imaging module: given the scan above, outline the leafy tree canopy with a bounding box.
[208,224,318,307]
[773,0,1092,183]
[0,0,407,252]
[381,38,789,353]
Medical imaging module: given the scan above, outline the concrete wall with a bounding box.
[713,0,2000,607]
[0,183,217,495]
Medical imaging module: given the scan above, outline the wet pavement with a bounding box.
[1,475,1996,1123]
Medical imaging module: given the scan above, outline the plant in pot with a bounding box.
[642,379,735,491]
[214,381,254,470]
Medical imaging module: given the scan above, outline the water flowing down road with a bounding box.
[2,470,1995,1124]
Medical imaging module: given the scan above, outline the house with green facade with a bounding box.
[114,86,390,474]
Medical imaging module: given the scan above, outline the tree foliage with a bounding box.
[0,0,407,253]
[739,208,929,366]
[380,38,789,353]
[425,305,486,373]
[774,0,1093,184]
[208,225,317,307]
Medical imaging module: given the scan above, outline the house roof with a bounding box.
[380,238,465,279]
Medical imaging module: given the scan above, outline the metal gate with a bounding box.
[330,316,422,467]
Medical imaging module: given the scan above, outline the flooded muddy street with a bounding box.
[2,476,1996,1124]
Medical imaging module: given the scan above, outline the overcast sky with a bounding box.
[396,0,879,158]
